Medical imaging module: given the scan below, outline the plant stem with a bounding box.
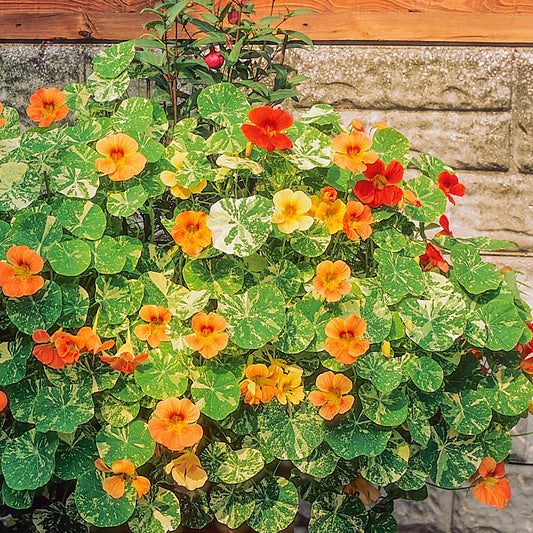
[147,202,155,244]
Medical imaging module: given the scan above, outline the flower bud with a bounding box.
[204,45,224,69]
[228,6,240,24]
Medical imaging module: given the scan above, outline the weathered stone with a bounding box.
[394,484,453,533]
[513,49,533,173]
[451,463,533,532]
[334,110,511,171]
[510,416,533,464]
[287,46,512,111]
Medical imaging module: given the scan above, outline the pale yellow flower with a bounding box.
[272,189,313,234]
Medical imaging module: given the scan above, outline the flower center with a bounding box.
[42,102,56,115]
[169,412,187,429]
[346,145,362,159]
[109,148,126,164]
[261,122,278,137]
[198,326,216,345]
[185,224,198,237]
[323,272,341,288]
[324,390,342,404]
[283,202,298,219]
[13,264,31,280]
[372,174,388,189]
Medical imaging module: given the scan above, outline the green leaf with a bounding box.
[356,352,405,393]
[93,236,127,274]
[135,345,189,399]
[218,448,264,484]
[372,226,408,252]
[47,239,92,276]
[197,82,249,127]
[451,244,502,294]
[258,401,325,461]
[405,356,443,392]
[96,420,155,467]
[128,489,181,533]
[209,484,254,529]
[309,493,368,533]
[2,485,35,510]
[407,402,431,446]
[87,71,131,103]
[0,106,20,140]
[325,415,391,460]
[440,390,492,435]
[0,162,40,211]
[0,335,33,386]
[56,198,106,240]
[359,383,408,426]
[371,128,409,166]
[107,185,148,217]
[205,124,248,155]
[359,431,410,485]
[95,392,140,428]
[55,437,98,481]
[2,430,59,490]
[260,259,302,298]
[248,476,299,533]
[395,450,428,492]
[64,118,111,145]
[272,308,314,354]
[404,176,447,223]
[366,512,398,533]
[482,368,533,416]
[293,443,339,478]
[207,196,273,257]
[5,375,43,423]
[32,499,88,533]
[191,366,241,420]
[290,220,331,257]
[421,424,484,488]
[93,41,136,78]
[177,490,212,530]
[60,283,89,328]
[218,284,286,349]
[183,257,244,298]
[7,281,62,335]
[33,383,94,433]
[288,127,332,170]
[477,422,512,463]
[13,213,63,255]
[75,469,136,527]
[113,97,153,132]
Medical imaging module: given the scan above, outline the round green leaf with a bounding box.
[94,236,127,274]
[55,437,98,481]
[129,489,181,533]
[56,199,106,240]
[477,422,512,463]
[406,356,443,392]
[272,308,314,354]
[288,127,332,170]
[260,259,302,298]
[13,213,62,255]
[483,368,533,416]
[290,220,331,257]
[96,420,155,467]
[33,383,94,433]
[110,372,145,402]
[293,442,339,478]
[5,376,43,423]
[209,484,254,529]
[2,485,35,510]
[87,71,130,103]
[113,97,153,132]
[6,281,62,335]
[207,196,273,257]
[404,175,447,223]
[176,490,212,530]
[0,335,33,386]
[451,244,502,294]
[440,390,492,435]
[218,284,286,349]
[248,476,299,533]
[218,448,264,484]
[95,275,142,325]
[309,493,368,533]
[93,41,135,78]
[32,499,87,533]
[75,469,136,527]
[107,185,148,217]
[197,82,249,127]
[59,283,89,328]
[357,283,392,343]
[359,383,408,427]
[356,352,405,393]
[95,392,140,428]
[0,162,40,212]
[205,124,248,155]
[325,415,391,460]
[191,366,241,420]
[47,239,92,276]
[371,127,410,166]
[2,430,59,490]
[183,257,244,298]
[173,151,217,187]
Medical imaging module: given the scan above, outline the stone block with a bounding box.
[287,46,512,111]
[451,463,533,533]
[513,49,533,173]
[510,417,533,464]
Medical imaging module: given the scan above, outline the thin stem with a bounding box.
[426,482,469,491]
[146,202,156,244]
[511,431,533,437]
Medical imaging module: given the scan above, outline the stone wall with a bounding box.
[1,42,532,532]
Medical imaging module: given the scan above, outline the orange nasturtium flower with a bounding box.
[0,245,44,298]
[331,131,378,173]
[0,102,5,128]
[171,211,212,256]
[160,153,207,199]
[275,371,305,406]
[165,450,208,491]
[309,371,354,420]
[0,391,8,414]
[76,326,114,355]
[308,189,346,234]
[239,363,279,405]
[134,305,171,348]
[148,397,203,451]
[26,87,68,127]
[272,189,314,234]
[95,133,147,182]
[185,312,229,359]
[32,329,82,369]
[342,201,373,241]
[325,315,369,364]
[313,260,351,303]
[95,459,150,499]
[100,341,148,373]
[343,476,381,507]
[241,106,293,152]
[470,457,511,509]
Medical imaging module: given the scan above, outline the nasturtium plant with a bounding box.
[0,1,530,531]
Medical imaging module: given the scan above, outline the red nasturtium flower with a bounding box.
[309,371,354,420]
[325,315,369,364]
[185,312,229,359]
[342,201,373,241]
[239,363,279,405]
[517,323,533,375]
[354,159,404,208]
[0,245,44,298]
[95,133,147,182]
[26,87,68,127]
[272,189,314,234]
[0,102,5,128]
[171,211,212,256]
[436,214,453,237]
[241,106,293,152]
[437,171,466,205]
[331,131,378,173]
[165,450,208,491]
[419,242,449,273]
[100,341,148,373]
[470,457,511,509]
[313,260,351,303]
[32,329,82,369]
[134,305,171,348]
[148,397,203,451]
[0,391,8,414]
[95,459,150,499]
